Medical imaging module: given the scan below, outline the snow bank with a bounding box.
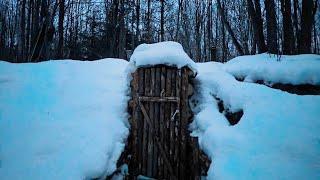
[225,53,320,85]
[1,52,319,180]
[192,60,320,179]
[129,41,197,73]
[0,59,129,180]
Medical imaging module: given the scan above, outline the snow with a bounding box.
[129,41,197,73]
[192,55,320,179]
[1,50,320,180]
[225,53,320,85]
[0,59,129,180]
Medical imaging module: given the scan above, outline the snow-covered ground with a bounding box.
[192,54,320,179]
[225,53,320,85]
[0,59,129,180]
[0,50,320,180]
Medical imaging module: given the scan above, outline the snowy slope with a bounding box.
[192,55,320,179]
[225,53,320,85]
[1,52,320,180]
[0,59,129,180]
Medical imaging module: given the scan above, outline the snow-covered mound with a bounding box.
[0,59,129,180]
[192,56,320,179]
[225,53,320,85]
[1,52,319,180]
[129,41,197,73]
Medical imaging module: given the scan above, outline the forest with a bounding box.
[0,0,319,63]
[1,1,320,180]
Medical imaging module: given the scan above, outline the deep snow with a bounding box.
[0,59,129,180]
[225,53,320,85]
[192,54,320,179]
[129,41,197,73]
[0,52,320,180]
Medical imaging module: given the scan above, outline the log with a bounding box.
[144,68,152,176]
[159,67,166,178]
[170,69,176,177]
[137,68,145,175]
[138,96,179,102]
[174,69,181,178]
[154,67,160,177]
[148,68,158,177]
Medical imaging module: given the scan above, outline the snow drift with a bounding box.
[0,51,320,180]
[225,53,320,85]
[192,54,320,179]
[0,59,129,180]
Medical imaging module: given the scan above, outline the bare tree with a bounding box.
[160,0,165,42]
[57,0,65,58]
[281,0,294,54]
[217,0,244,55]
[264,0,278,54]
[247,0,267,53]
[298,0,318,53]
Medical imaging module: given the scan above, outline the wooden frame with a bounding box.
[119,65,210,180]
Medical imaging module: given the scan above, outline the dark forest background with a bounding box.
[0,0,319,63]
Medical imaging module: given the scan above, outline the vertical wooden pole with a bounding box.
[170,68,176,178]
[159,67,166,178]
[137,68,145,175]
[179,67,188,179]
[174,69,181,178]
[165,68,172,179]
[131,70,138,177]
[147,68,155,177]
[141,69,148,174]
[154,67,161,177]
[144,68,151,176]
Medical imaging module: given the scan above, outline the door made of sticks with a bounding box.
[126,65,210,180]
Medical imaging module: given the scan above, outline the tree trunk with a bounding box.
[298,0,317,53]
[264,0,278,54]
[217,0,244,55]
[280,0,294,54]
[0,11,6,59]
[136,0,140,44]
[26,0,32,60]
[253,0,266,53]
[195,0,201,61]
[175,0,183,41]
[292,0,299,52]
[207,0,213,61]
[314,18,318,53]
[247,0,267,53]
[146,0,151,42]
[160,0,165,42]
[118,0,126,59]
[57,0,65,58]
[19,0,26,62]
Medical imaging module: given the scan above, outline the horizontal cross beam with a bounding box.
[138,96,180,103]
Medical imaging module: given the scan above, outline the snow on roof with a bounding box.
[225,53,320,85]
[129,41,197,73]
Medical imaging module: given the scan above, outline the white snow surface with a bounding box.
[1,52,320,180]
[225,53,320,85]
[192,57,320,179]
[0,59,129,180]
[129,41,197,73]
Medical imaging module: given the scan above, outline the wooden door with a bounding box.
[124,65,209,180]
